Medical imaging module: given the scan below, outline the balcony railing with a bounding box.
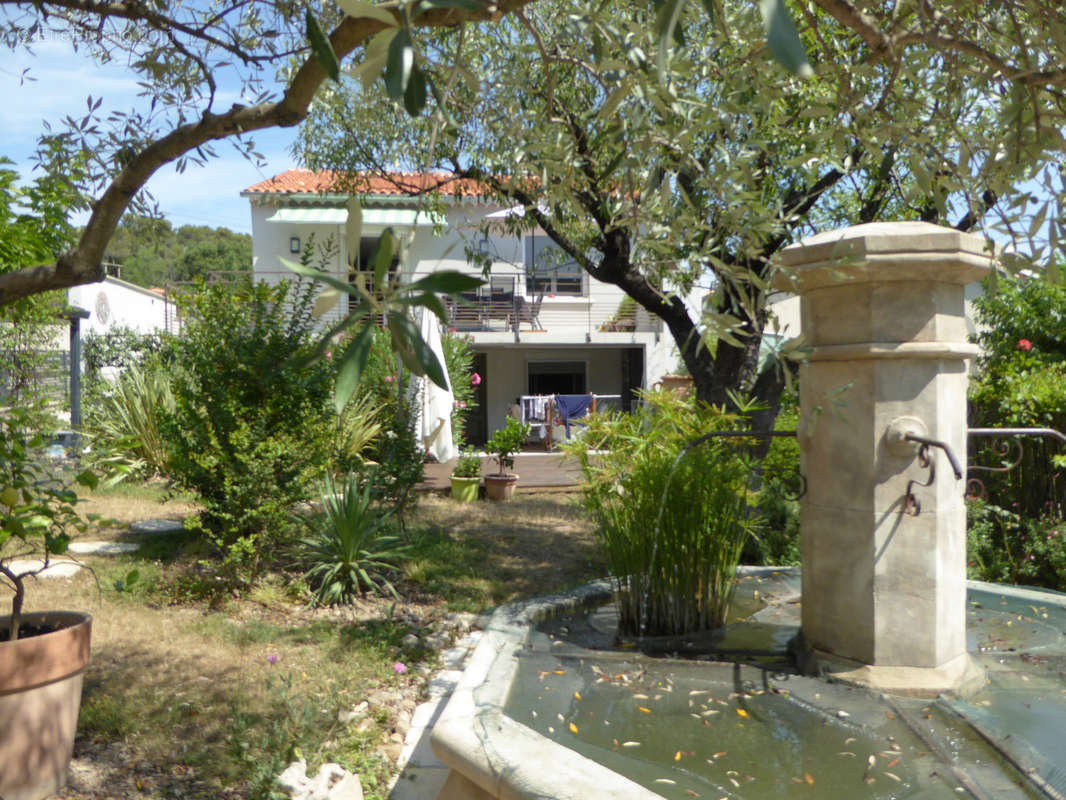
[173,269,661,337]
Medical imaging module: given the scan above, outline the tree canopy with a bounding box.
[98,216,251,288]
[298,0,1061,410]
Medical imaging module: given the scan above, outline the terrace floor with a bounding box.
[417,451,585,493]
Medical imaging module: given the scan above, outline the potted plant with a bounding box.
[483,417,531,501]
[450,451,482,502]
[1,405,95,800]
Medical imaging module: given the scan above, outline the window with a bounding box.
[525,236,584,296]
[528,361,586,395]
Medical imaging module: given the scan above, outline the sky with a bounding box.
[0,38,299,235]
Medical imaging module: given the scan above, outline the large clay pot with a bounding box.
[450,475,481,503]
[484,474,519,501]
[0,611,92,800]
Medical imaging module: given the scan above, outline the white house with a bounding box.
[242,169,696,444]
[67,276,178,337]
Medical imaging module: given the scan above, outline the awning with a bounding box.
[266,208,443,226]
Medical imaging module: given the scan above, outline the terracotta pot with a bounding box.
[654,374,693,396]
[484,473,519,501]
[450,475,481,502]
[0,611,92,800]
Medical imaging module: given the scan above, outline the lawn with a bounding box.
[18,486,605,800]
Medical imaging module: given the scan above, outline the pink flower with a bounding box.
[1018,338,1033,351]
[325,351,332,360]
[455,400,467,409]
[267,653,279,665]
[393,661,407,675]
[384,375,395,383]
[470,372,482,387]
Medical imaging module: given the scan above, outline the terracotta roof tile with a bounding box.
[242,169,491,198]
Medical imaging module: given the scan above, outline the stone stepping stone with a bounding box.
[68,541,139,556]
[128,519,184,536]
[7,559,83,578]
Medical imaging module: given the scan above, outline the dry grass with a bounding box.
[9,488,606,799]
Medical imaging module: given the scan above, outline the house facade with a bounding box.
[242,169,694,444]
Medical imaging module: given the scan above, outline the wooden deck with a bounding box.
[417,451,586,493]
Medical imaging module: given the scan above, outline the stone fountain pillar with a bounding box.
[777,221,991,696]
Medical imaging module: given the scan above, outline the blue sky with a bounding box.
[0,39,298,234]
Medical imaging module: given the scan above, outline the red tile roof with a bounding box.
[242,169,491,198]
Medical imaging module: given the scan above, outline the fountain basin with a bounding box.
[431,568,1066,799]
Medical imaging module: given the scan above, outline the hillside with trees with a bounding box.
[95,216,251,289]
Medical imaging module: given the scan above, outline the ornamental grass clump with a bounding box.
[568,391,762,637]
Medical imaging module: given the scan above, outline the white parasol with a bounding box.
[410,307,456,462]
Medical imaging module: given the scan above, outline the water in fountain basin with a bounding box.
[504,570,1060,799]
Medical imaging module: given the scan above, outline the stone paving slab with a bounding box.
[128,519,185,535]
[7,559,83,578]
[68,541,140,555]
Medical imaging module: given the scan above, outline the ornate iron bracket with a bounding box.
[901,434,964,516]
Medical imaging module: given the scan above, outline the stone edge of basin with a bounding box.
[429,567,798,800]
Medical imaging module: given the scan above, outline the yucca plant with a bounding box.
[298,473,408,605]
[87,361,175,485]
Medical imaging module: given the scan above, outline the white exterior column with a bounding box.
[778,221,991,696]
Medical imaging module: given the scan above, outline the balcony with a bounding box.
[213,268,661,340]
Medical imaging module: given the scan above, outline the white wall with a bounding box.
[67,277,175,336]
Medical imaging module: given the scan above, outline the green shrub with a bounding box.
[747,397,802,566]
[86,360,175,485]
[299,473,408,604]
[967,498,1066,590]
[451,451,482,478]
[969,274,1066,520]
[485,416,530,475]
[161,276,335,582]
[568,391,763,637]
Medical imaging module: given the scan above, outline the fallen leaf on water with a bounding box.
[554,669,566,675]
[729,778,740,788]
[736,708,749,718]
[654,778,677,785]
[538,671,550,681]
[638,706,652,714]
[867,755,877,768]
[612,739,619,748]
[689,689,709,696]
[845,737,856,745]
[622,741,641,748]
[838,752,856,758]
[633,693,649,699]
[569,722,579,734]
[702,709,720,716]
[884,772,901,782]
[685,791,700,798]
[887,758,900,768]
[574,691,581,700]
[712,751,727,759]
[885,711,896,720]
[674,751,682,761]
[805,772,815,786]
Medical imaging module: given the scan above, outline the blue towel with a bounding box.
[554,394,593,438]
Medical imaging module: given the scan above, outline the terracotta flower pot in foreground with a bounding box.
[0,611,92,800]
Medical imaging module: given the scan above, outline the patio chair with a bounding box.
[513,290,545,330]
